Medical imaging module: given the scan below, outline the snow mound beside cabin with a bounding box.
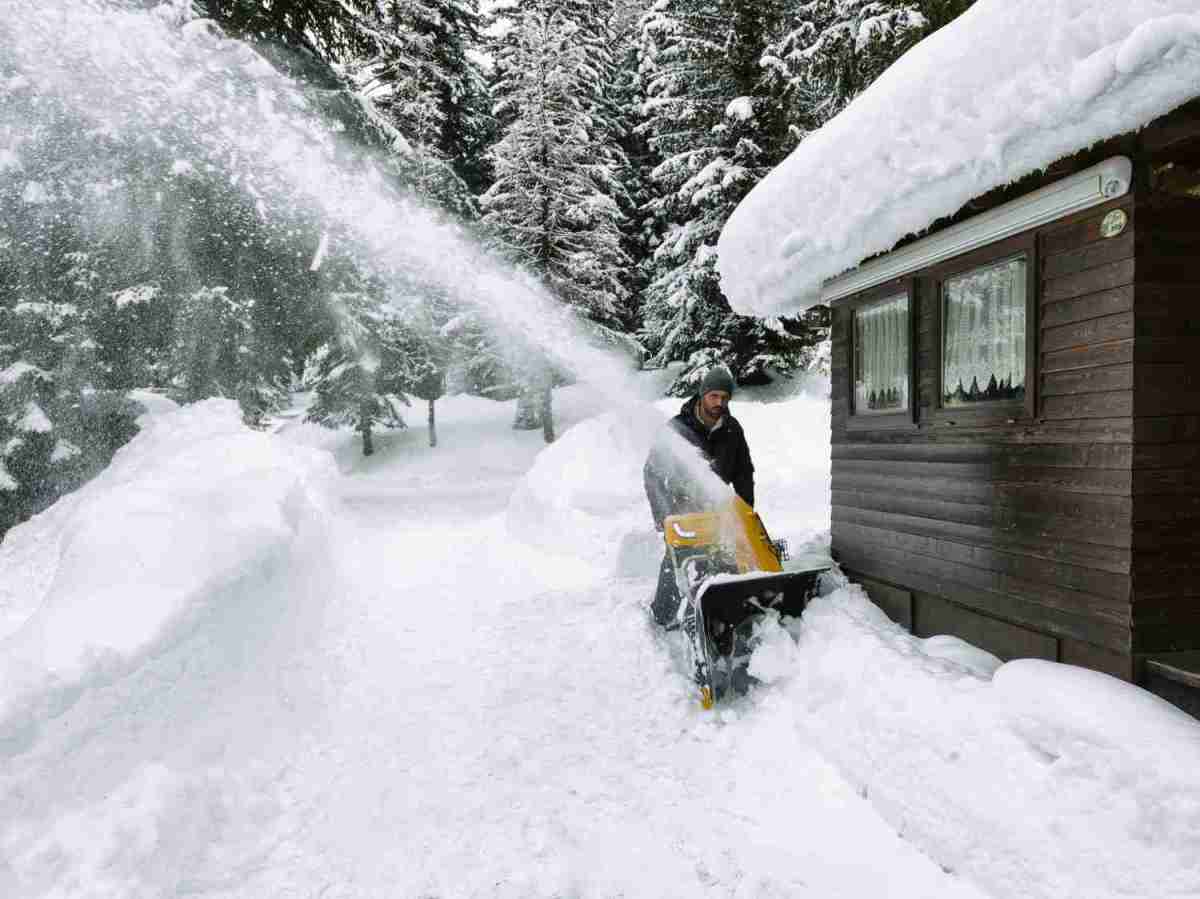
[0,399,337,731]
[747,582,1200,899]
[718,0,1200,316]
[505,411,654,571]
[505,391,835,576]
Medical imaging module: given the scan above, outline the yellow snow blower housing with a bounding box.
[661,496,826,709]
[663,495,784,575]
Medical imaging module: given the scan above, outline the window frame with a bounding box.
[845,277,916,432]
[925,231,1039,427]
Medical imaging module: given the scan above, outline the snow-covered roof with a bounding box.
[718,0,1200,317]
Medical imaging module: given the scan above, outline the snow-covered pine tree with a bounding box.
[637,0,822,394]
[168,285,291,425]
[2,0,503,534]
[357,0,495,201]
[483,0,634,437]
[0,88,159,536]
[919,0,978,31]
[305,287,441,456]
[396,282,456,449]
[172,286,237,404]
[192,0,380,63]
[600,0,655,336]
[0,320,63,532]
[763,0,931,141]
[94,283,175,391]
[0,248,140,537]
[306,293,402,458]
[189,0,473,223]
[441,312,520,402]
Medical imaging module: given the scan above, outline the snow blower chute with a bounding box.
[662,496,827,709]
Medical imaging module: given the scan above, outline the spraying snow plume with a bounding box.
[0,0,633,395]
[0,0,731,513]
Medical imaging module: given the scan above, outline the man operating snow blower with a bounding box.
[643,366,825,708]
[643,365,754,628]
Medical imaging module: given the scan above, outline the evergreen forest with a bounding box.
[0,0,977,538]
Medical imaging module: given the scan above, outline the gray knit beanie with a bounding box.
[699,365,735,396]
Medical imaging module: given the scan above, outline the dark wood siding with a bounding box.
[1132,194,1200,655]
[831,193,1137,671]
[825,103,1200,698]
[827,105,1200,687]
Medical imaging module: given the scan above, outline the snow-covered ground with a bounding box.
[1,379,1198,898]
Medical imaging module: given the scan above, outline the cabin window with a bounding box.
[1153,160,1200,198]
[941,254,1027,407]
[853,293,909,415]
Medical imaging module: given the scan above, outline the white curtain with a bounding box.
[854,294,908,413]
[942,256,1026,406]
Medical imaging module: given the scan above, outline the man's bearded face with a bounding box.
[701,390,730,421]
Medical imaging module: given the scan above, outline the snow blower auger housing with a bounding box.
[663,496,827,709]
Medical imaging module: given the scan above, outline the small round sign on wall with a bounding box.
[1101,209,1128,238]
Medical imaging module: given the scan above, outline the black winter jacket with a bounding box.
[643,397,755,528]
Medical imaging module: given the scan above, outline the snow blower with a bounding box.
[662,496,827,709]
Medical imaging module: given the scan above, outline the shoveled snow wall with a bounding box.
[747,581,1200,899]
[0,400,338,751]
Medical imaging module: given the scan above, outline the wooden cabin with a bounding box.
[716,2,1200,713]
[823,104,1200,713]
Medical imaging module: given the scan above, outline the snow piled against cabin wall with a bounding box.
[718,0,1200,317]
[748,582,1200,899]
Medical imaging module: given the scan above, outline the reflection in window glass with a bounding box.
[1153,161,1200,198]
[854,294,909,414]
[942,255,1027,407]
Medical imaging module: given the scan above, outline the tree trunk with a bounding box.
[540,383,555,443]
[428,397,437,448]
[512,387,542,430]
[359,404,374,457]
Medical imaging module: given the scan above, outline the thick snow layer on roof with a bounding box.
[718,0,1200,316]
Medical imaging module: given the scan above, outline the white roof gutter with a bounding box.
[819,156,1133,304]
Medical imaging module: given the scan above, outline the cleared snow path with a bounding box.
[5,389,1200,897]
[0,391,984,898]
[299,512,984,898]
[234,393,984,897]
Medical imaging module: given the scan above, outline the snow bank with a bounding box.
[505,410,656,570]
[718,0,1200,316]
[126,388,179,426]
[507,388,833,573]
[0,400,337,732]
[731,388,831,550]
[748,582,1200,899]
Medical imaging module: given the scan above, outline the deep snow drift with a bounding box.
[0,383,1198,898]
[0,398,337,710]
